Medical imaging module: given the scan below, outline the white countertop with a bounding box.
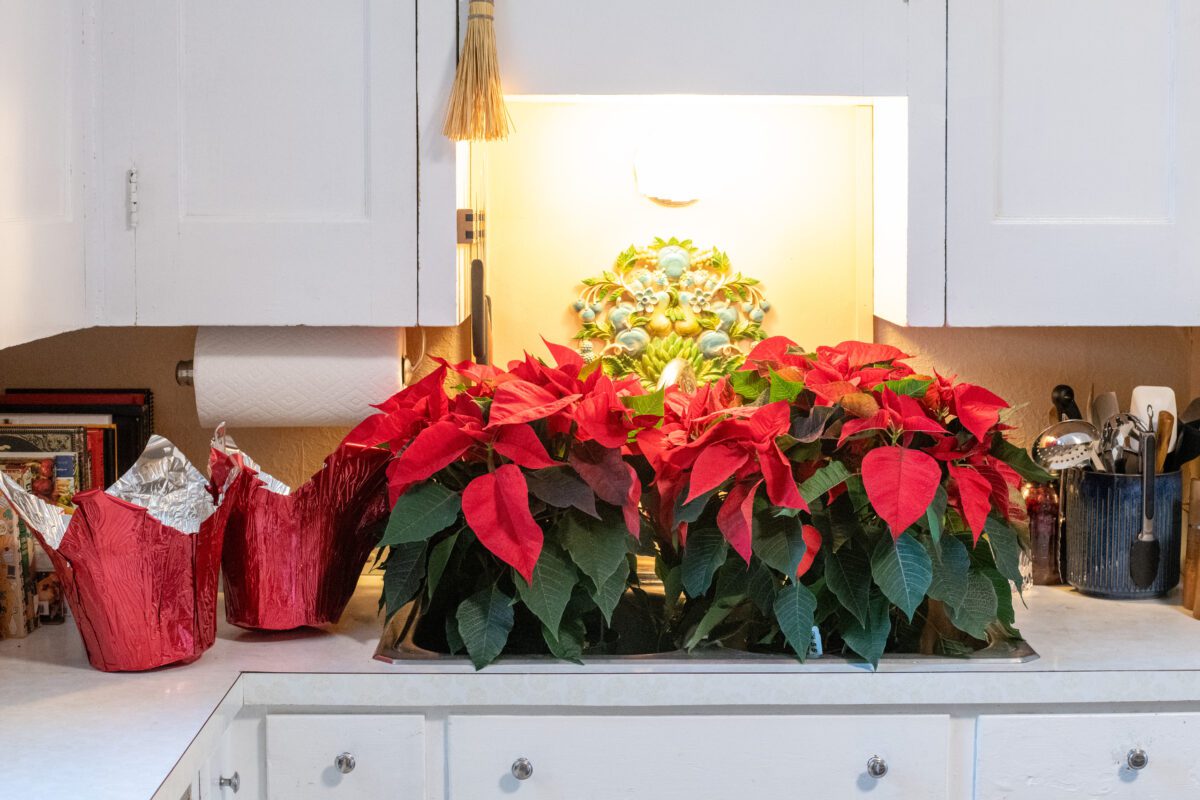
[4,578,1200,799]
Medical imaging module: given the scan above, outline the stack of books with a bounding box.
[0,388,154,638]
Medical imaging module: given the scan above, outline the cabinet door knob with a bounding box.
[867,755,888,779]
[335,752,356,774]
[218,772,240,793]
[1127,748,1149,771]
[511,757,534,780]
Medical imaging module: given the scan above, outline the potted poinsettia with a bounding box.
[347,342,659,668]
[634,337,1049,665]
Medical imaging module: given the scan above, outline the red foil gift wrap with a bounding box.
[0,437,232,672]
[211,433,390,630]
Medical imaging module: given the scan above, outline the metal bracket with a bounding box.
[127,167,139,229]
[457,208,484,244]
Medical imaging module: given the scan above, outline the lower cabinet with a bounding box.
[264,714,425,800]
[446,714,952,799]
[975,712,1200,799]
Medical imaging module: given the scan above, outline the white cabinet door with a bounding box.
[265,713,424,800]
[0,0,92,349]
[447,714,951,800]
[130,0,418,327]
[417,0,948,327]
[976,712,1200,799]
[947,1,1200,325]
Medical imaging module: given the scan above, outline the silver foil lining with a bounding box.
[107,435,216,534]
[0,471,71,549]
[211,425,292,497]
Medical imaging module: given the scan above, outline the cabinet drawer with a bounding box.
[976,713,1200,799]
[447,714,949,800]
[266,714,424,800]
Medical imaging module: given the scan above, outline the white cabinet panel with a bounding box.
[948,1,1200,325]
[266,713,424,800]
[0,0,90,349]
[976,712,1200,799]
[132,0,417,326]
[447,714,950,800]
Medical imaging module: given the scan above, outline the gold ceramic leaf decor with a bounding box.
[572,238,771,389]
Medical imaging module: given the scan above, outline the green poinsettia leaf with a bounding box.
[379,482,461,547]
[730,369,768,400]
[754,514,808,576]
[444,615,464,654]
[870,532,933,621]
[621,389,665,418]
[542,616,585,664]
[590,556,630,625]
[683,590,746,651]
[383,541,427,621]
[456,585,515,670]
[880,377,933,398]
[823,544,872,627]
[840,590,892,668]
[674,482,716,526]
[773,580,817,661]
[991,437,1054,484]
[946,572,999,640]
[560,510,631,588]
[799,461,852,506]
[747,560,780,614]
[926,534,970,609]
[768,368,807,404]
[985,567,1017,627]
[425,531,460,601]
[923,485,948,544]
[681,527,729,597]
[515,544,578,637]
[984,516,1024,591]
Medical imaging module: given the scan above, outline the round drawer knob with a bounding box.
[867,755,888,779]
[1127,748,1149,771]
[511,757,534,780]
[218,772,240,793]
[335,752,356,774]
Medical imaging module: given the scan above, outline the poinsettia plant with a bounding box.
[346,341,660,668]
[353,337,1049,668]
[635,337,1051,664]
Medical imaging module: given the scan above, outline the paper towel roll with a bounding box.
[193,327,406,427]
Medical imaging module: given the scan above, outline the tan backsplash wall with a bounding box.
[0,321,1194,483]
[875,322,1195,447]
[0,324,470,487]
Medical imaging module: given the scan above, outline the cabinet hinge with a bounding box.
[457,208,484,244]
[127,167,139,229]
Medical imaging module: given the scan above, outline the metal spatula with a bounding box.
[1129,431,1160,589]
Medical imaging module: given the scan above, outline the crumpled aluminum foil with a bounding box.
[210,423,291,496]
[0,471,71,549]
[108,435,217,534]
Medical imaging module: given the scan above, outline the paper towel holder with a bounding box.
[176,360,195,387]
[175,355,413,388]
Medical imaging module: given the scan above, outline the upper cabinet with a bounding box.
[947,0,1200,325]
[0,1,92,350]
[124,0,418,326]
[420,0,945,331]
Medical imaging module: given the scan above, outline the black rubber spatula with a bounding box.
[1130,431,1160,589]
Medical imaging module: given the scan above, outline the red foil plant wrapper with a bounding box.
[0,437,231,671]
[210,427,390,630]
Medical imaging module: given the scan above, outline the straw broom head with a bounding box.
[443,0,511,141]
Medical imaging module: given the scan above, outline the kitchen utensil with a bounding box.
[1102,413,1147,474]
[1155,410,1174,473]
[1184,478,1200,610]
[1129,431,1161,589]
[1182,397,1200,425]
[1131,386,1178,452]
[1091,391,1120,430]
[1032,420,1104,471]
[1063,468,1182,598]
[1052,385,1084,421]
